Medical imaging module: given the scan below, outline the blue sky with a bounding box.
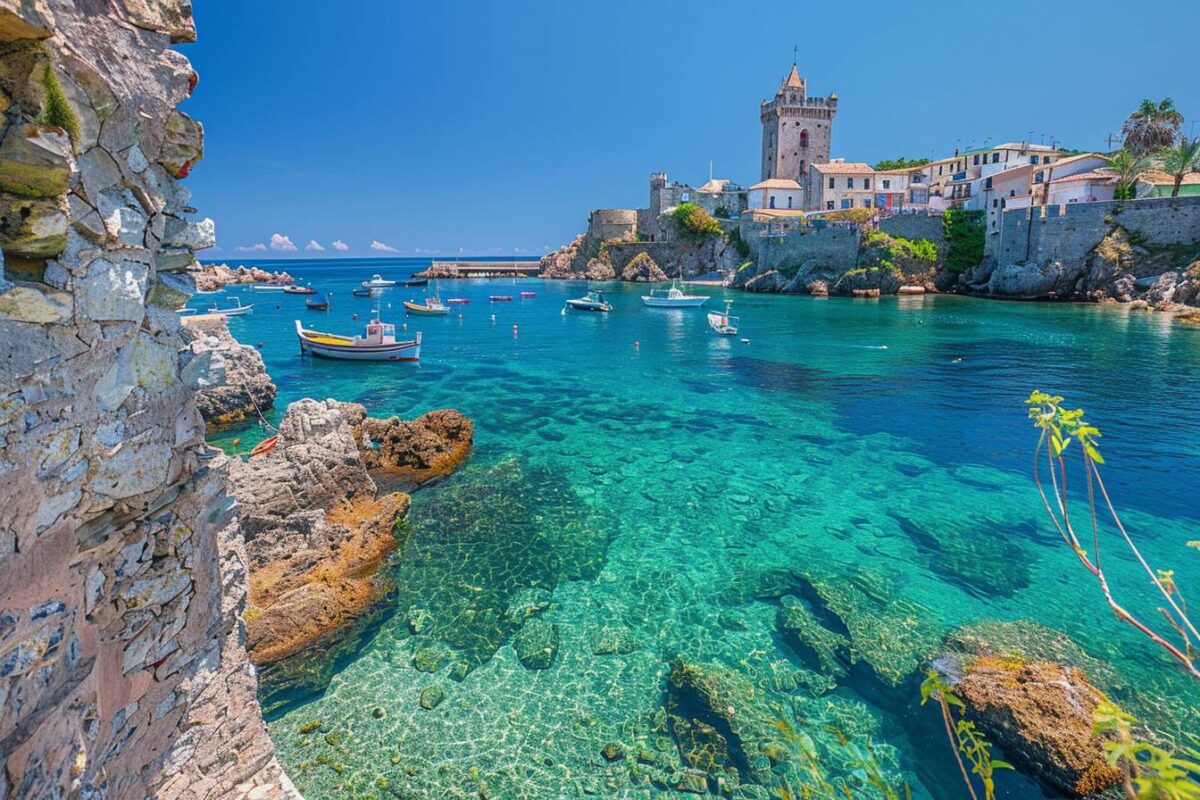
[180,0,1200,258]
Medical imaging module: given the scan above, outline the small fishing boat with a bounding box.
[306,295,330,311]
[520,291,536,299]
[175,306,198,315]
[352,286,382,298]
[403,295,451,316]
[249,283,285,292]
[489,295,513,302]
[707,299,739,336]
[446,298,470,305]
[207,297,254,316]
[295,315,422,361]
[249,435,279,458]
[565,291,612,313]
[283,284,316,295]
[642,282,708,308]
[362,274,396,287]
[404,277,429,287]
[898,285,927,295]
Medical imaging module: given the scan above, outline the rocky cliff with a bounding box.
[0,2,296,798]
[182,315,277,430]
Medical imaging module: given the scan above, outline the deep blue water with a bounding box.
[193,257,1200,800]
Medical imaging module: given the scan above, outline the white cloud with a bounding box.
[370,240,399,253]
[306,239,325,251]
[270,233,298,251]
[331,239,349,251]
[235,243,267,252]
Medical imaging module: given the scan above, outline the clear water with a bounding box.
[197,258,1200,800]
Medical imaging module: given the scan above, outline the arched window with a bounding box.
[800,129,809,149]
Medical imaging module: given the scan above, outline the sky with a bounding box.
[179,0,1200,259]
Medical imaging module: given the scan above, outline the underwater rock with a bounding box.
[513,618,559,670]
[600,742,624,762]
[776,595,851,678]
[418,684,445,711]
[592,625,638,656]
[955,659,1120,796]
[505,587,553,622]
[887,509,1033,598]
[666,658,767,785]
[413,645,451,673]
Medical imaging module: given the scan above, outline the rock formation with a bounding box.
[188,261,293,291]
[621,252,668,282]
[181,315,276,429]
[538,233,586,278]
[0,2,296,798]
[231,400,472,667]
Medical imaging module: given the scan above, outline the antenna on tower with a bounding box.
[793,44,798,64]
[709,160,713,181]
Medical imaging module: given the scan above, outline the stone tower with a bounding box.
[760,63,838,187]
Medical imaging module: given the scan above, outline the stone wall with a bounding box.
[742,224,861,274]
[879,213,946,256]
[587,208,637,242]
[0,2,295,799]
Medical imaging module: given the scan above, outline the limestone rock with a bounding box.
[513,618,559,670]
[162,214,214,250]
[348,405,473,483]
[0,123,73,197]
[0,283,71,323]
[620,252,667,282]
[157,109,203,177]
[538,234,585,279]
[0,192,68,257]
[418,683,445,710]
[76,257,149,322]
[181,315,276,428]
[119,0,197,43]
[584,256,615,281]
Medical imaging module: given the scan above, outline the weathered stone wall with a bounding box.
[741,224,860,274]
[0,2,295,798]
[586,208,637,242]
[878,213,946,255]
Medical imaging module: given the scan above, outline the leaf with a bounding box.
[990,760,1015,771]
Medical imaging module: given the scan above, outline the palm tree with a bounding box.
[1121,98,1184,156]
[1100,149,1154,200]
[1157,136,1200,197]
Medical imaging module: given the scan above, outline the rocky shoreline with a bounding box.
[188,261,295,291]
[182,314,277,429]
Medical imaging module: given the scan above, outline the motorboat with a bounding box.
[642,282,708,308]
[403,295,451,316]
[446,298,470,305]
[352,286,382,298]
[206,297,254,316]
[362,274,396,287]
[489,295,513,302]
[249,283,285,292]
[565,291,612,312]
[707,299,739,336]
[296,315,421,361]
[520,291,536,299]
[404,277,428,287]
[306,295,330,311]
[283,284,316,295]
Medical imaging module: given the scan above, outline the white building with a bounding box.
[747,178,805,211]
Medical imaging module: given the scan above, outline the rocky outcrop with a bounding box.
[232,399,472,667]
[538,233,586,278]
[188,261,293,291]
[181,315,276,429]
[0,2,296,798]
[620,251,668,282]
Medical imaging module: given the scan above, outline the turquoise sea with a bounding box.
[195,257,1200,800]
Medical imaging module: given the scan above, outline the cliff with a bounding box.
[0,2,295,798]
[182,315,277,430]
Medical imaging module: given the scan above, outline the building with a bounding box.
[974,153,1109,234]
[1139,170,1200,197]
[805,161,906,211]
[925,142,1063,208]
[760,62,837,208]
[642,172,748,240]
[747,178,804,211]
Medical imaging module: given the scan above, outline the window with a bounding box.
[787,196,793,209]
[769,196,776,209]
[1045,156,1053,164]
[828,177,835,189]
[864,178,871,190]
[847,177,854,189]
[1030,155,1039,165]
[973,155,980,165]
[826,201,834,210]
[800,129,809,148]
[864,198,872,208]
[799,160,806,176]
[993,199,998,208]
[992,153,1000,163]
[841,199,852,209]
[882,179,891,189]
[938,165,944,175]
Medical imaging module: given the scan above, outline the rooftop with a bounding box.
[1049,171,1117,185]
[810,161,874,174]
[1140,170,1200,186]
[748,178,802,190]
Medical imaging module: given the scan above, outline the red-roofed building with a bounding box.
[805,160,913,212]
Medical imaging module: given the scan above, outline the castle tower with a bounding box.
[760,63,837,189]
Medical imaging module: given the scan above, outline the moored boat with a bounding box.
[446,298,470,305]
[565,291,612,312]
[352,286,382,297]
[306,295,330,311]
[898,285,926,295]
[520,291,536,298]
[207,297,254,316]
[249,283,285,292]
[295,316,421,361]
[707,299,739,336]
[363,273,396,287]
[489,295,513,302]
[642,282,708,308]
[283,284,316,294]
[403,295,451,316]
[404,277,428,287]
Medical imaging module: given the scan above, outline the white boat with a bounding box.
[362,274,397,287]
[707,299,739,336]
[403,295,450,316]
[565,291,612,312]
[641,282,708,308]
[207,297,254,316]
[295,315,421,361]
[249,283,285,291]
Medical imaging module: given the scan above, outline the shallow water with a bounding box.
[199,258,1200,799]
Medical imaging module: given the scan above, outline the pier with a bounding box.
[422,260,541,278]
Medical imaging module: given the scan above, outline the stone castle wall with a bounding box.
[993,196,1200,266]
[879,213,946,255]
[0,2,295,799]
[743,224,861,274]
[587,208,637,242]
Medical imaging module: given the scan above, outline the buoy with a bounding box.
[491,314,496,323]
[232,438,241,447]
[256,342,263,348]
[352,313,359,320]
[402,322,408,331]
[634,341,639,349]
[274,304,280,310]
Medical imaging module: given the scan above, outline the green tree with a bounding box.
[1101,150,1155,200]
[1121,98,1184,156]
[873,157,930,171]
[668,202,722,245]
[942,209,985,273]
[1157,136,1200,197]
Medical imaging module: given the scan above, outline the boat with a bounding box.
[206,297,254,316]
[362,274,396,287]
[642,282,708,308]
[520,291,536,298]
[489,295,513,302]
[898,285,927,295]
[403,295,451,316]
[249,435,279,458]
[565,291,612,313]
[249,283,285,292]
[707,299,739,336]
[404,277,428,287]
[306,295,330,311]
[283,284,316,295]
[295,315,422,361]
[175,306,198,315]
[446,298,470,305]
[352,286,382,298]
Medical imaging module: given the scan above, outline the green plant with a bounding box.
[1093,701,1200,799]
[726,225,751,258]
[38,64,80,147]
[942,209,986,273]
[1026,392,1199,678]
[668,202,722,244]
[873,157,931,171]
[1157,137,1200,198]
[1122,98,1184,156]
[920,672,1012,800]
[1102,150,1155,200]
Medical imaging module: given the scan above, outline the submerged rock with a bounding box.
[776,594,851,678]
[592,625,638,656]
[513,618,559,670]
[418,684,445,711]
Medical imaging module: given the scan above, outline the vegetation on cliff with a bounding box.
[668,201,722,244]
[943,209,986,273]
[37,64,79,147]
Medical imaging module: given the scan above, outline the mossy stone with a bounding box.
[419,684,445,710]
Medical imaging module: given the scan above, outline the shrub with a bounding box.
[668,202,722,244]
[726,225,751,259]
[829,207,876,224]
[38,65,79,147]
[943,209,986,273]
[873,157,931,171]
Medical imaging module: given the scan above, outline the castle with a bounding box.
[760,63,838,207]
